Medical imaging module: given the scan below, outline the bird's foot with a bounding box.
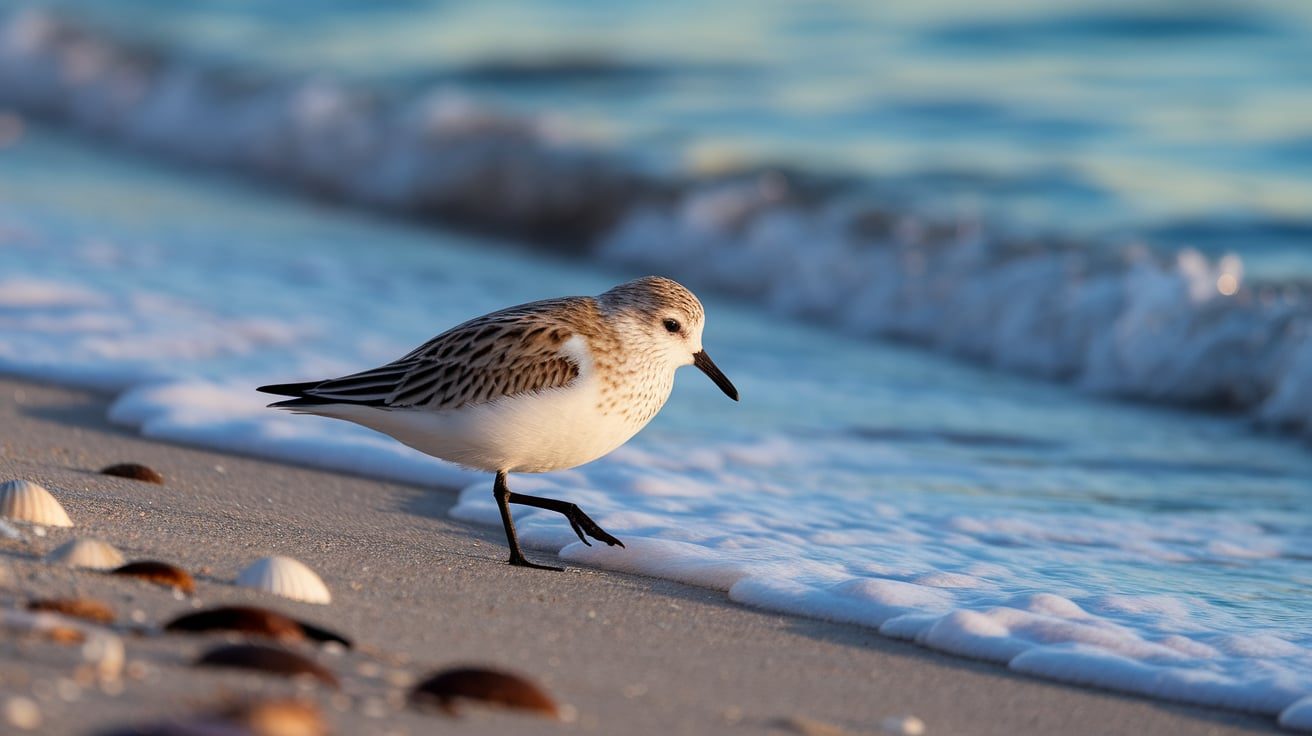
[507,552,564,572]
[563,505,625,549]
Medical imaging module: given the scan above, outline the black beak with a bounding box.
[693,350,739,401]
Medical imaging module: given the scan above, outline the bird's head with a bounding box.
[599,276,738,401]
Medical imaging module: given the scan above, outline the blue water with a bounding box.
[3,0,1312,722]
[28,0,1312,274]
[2,128,1311,718]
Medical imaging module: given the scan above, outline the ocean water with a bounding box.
[1,0,1312,728]
[2,130,1311,725]
[18,0,1312,239]
[3,6,1312,440]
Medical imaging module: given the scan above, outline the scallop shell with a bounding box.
[0,479,73,527]
[47,538,125,570]
[236,556,331,605]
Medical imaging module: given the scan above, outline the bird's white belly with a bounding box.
[314,379,657,473]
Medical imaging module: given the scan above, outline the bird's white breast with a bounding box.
[309,335,672,473]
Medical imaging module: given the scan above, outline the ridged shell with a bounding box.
[47,538,125,570]
[236,556,331,605]
[0,479,73,527]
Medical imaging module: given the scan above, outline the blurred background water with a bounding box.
[1,0,1311,723]
[21,0,1312,272]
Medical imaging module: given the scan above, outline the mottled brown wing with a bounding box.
[298,299,584,410]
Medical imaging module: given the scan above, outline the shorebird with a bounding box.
[258,276,738,570]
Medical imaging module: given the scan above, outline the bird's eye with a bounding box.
[662,318,681,334]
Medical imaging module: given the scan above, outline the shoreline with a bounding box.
[0,376,1280,735]
[4,8,1312,445]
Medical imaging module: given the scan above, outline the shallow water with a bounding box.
[1,130,1310,720]
[26,0,1312,255]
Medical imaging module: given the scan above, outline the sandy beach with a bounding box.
[0,376,1279,735]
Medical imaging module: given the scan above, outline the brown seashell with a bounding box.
[163,606,352,649]
[165,606,304,643]
[111,561,195,594]
[27,598,115,625]
[100,463,165,484]
[410,666,559,718]
[195,644,339,689]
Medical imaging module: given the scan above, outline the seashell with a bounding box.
[195,644,339,689]
[164,606,306,643]
[410,666,560,718]
[164,606,352,649]
[0,479,73,527]
[27,598,116,625]
[100,463,165,484]
[236,556,331,605]
[112,560,195,594]
[47,538,125,570]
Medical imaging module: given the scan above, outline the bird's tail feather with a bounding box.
[257,381,336,409]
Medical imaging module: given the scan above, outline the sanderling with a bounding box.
[258,276,738,570]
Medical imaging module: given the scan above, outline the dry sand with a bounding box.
[0,377,1278,735]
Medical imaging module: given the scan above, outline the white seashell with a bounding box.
[0,480,72,527]
[235,556,331,604]
[47,538,125,570]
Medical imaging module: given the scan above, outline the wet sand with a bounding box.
[0,377,1278,735]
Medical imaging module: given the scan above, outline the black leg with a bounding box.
[508,492,625,548]
[493,471,563,571]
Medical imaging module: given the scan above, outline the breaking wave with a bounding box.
[2,7,1309,440]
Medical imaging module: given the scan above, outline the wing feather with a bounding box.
[290,298,588,410]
